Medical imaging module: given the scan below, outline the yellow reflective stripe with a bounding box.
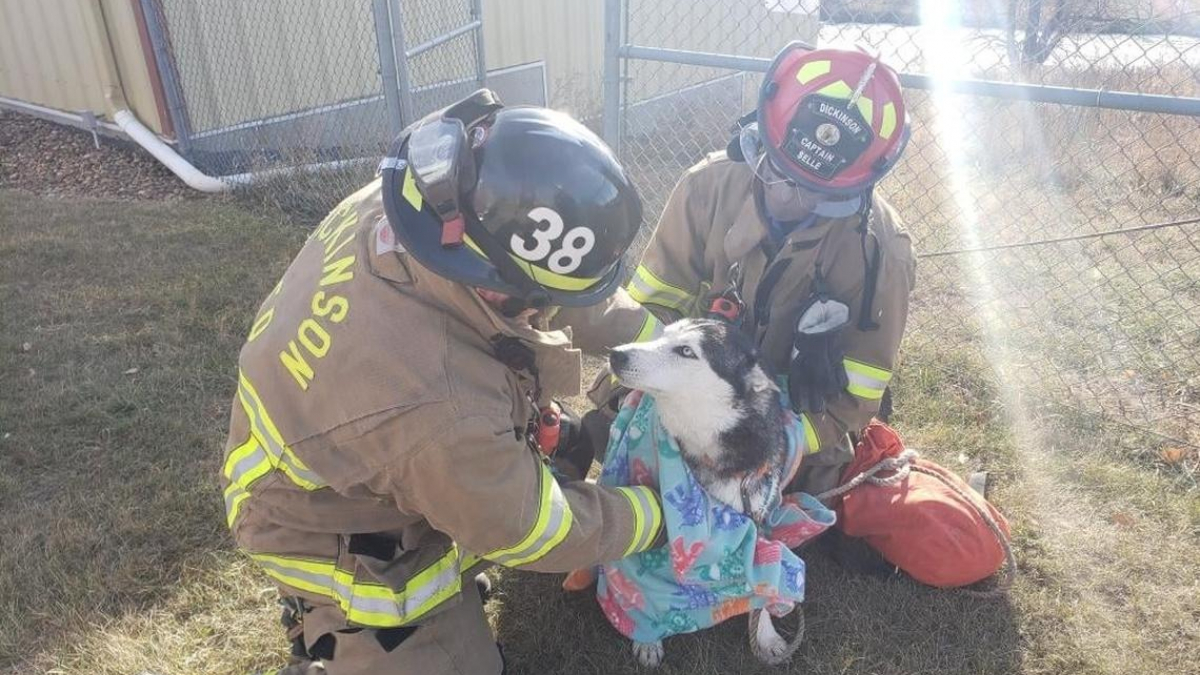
[223,437,272,487]
[237,371,326,490]
[485,463,575,566]
[880,102,897,140]
[795,59,831,84]
[224,437,260,479]
[510,255,603,292]
[224,483,251,528]
[843,358,892,400]
[856,96,874,127]
[800,412,821,455]
[633,312,661,343]
[221,437,274,529]
[459,235,604,292]
[817,80,853,99]
[617,486,662,556]
[627,265,693,311]
[401,167,423,210]
[621,489,645,557]
[249,545,464,628]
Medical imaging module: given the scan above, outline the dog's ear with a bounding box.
[747,365,775,394]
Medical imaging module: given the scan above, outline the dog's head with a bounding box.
[610,319,775,405]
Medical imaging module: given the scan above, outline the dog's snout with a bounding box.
[609,349,630,372]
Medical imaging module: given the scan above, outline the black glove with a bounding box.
[550,402,604,481]
[787,297,851,414]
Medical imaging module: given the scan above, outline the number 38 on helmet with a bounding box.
[379,92,644,308]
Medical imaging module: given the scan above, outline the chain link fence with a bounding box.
[137,0,1199,477]
[610,0,1200,476]
[140,0,486,220]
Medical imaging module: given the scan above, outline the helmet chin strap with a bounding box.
[461,211,552,309]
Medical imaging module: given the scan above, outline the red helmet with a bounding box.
[749,43,910,196]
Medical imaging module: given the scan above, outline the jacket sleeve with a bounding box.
[550,287,662,356]
[801,208,916,457]
[626,168,712,323]
[394,414,664,572]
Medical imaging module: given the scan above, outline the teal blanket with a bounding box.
[595,391,835,643]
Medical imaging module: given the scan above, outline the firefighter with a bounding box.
[613,44,917,497]
[223,92,662,675]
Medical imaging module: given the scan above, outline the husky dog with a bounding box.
[609,319,795,668]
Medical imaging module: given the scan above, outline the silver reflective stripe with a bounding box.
[255,556,336,592]
[226,445,270,485]
[846,369,885,395]
[486,475,572,566]
[628,269,691,311]
[622,487,660,554]
[224,483,249,526]
[402,559,460,615]
[237,376,328,489]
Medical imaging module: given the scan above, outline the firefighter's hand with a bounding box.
[551,402,602,481]
[788,330,850,415]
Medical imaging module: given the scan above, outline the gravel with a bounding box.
[0,110,200,201]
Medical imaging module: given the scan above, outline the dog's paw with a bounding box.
[633,641,665,668]
[751,610,792,665]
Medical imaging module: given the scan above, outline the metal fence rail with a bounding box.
[143,0,1200,467]
[141,0,486,217]
[606,0,1200,464]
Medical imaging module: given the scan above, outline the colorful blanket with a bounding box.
[595,391,836,643]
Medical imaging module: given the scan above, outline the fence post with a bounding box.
[371,0,404,138]
[138,0,192,154]
[386,0,418,127]
[602,0,622,153]
[471,0,487,88]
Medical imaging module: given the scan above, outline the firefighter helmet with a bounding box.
[380,93,643,308]
[734,43,910,196]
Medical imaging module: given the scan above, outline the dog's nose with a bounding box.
[609,349,629,372]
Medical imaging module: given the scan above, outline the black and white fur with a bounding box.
[609,319,794,668]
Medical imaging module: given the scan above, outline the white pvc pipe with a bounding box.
[113,109,231,193]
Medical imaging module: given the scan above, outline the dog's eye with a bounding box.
[673,345,697,359]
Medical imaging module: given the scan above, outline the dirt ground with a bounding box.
[0,111,198,201]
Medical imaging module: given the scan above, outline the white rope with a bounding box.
[815,449,919,502]
[747,607,805,666]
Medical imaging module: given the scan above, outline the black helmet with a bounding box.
[379,91,643,308]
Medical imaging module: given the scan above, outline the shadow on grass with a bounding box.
[492,542,1021,675]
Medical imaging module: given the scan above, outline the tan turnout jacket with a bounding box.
[626,152,916,486]
[221,181,663,630]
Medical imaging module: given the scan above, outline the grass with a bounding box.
[2,185,1198,675]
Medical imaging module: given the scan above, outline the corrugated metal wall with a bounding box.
[0,0,164,134]
[0,0,816,139]
[482,0,606,114]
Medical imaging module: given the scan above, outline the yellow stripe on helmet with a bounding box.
[401,168,423,210]
[880,102,897,140]
[795,60,831,84]
[817,80,854,99]
[460,235,604,292]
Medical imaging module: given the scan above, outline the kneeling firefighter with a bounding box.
[222,91,663,675]
[600,43,918,497]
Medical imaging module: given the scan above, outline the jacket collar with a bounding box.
[722,178,851,261]
[368,225,581,398]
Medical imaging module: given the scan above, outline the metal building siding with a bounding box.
[0,0,164,133]
[482,0,605,112]
[155,0,383,134]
